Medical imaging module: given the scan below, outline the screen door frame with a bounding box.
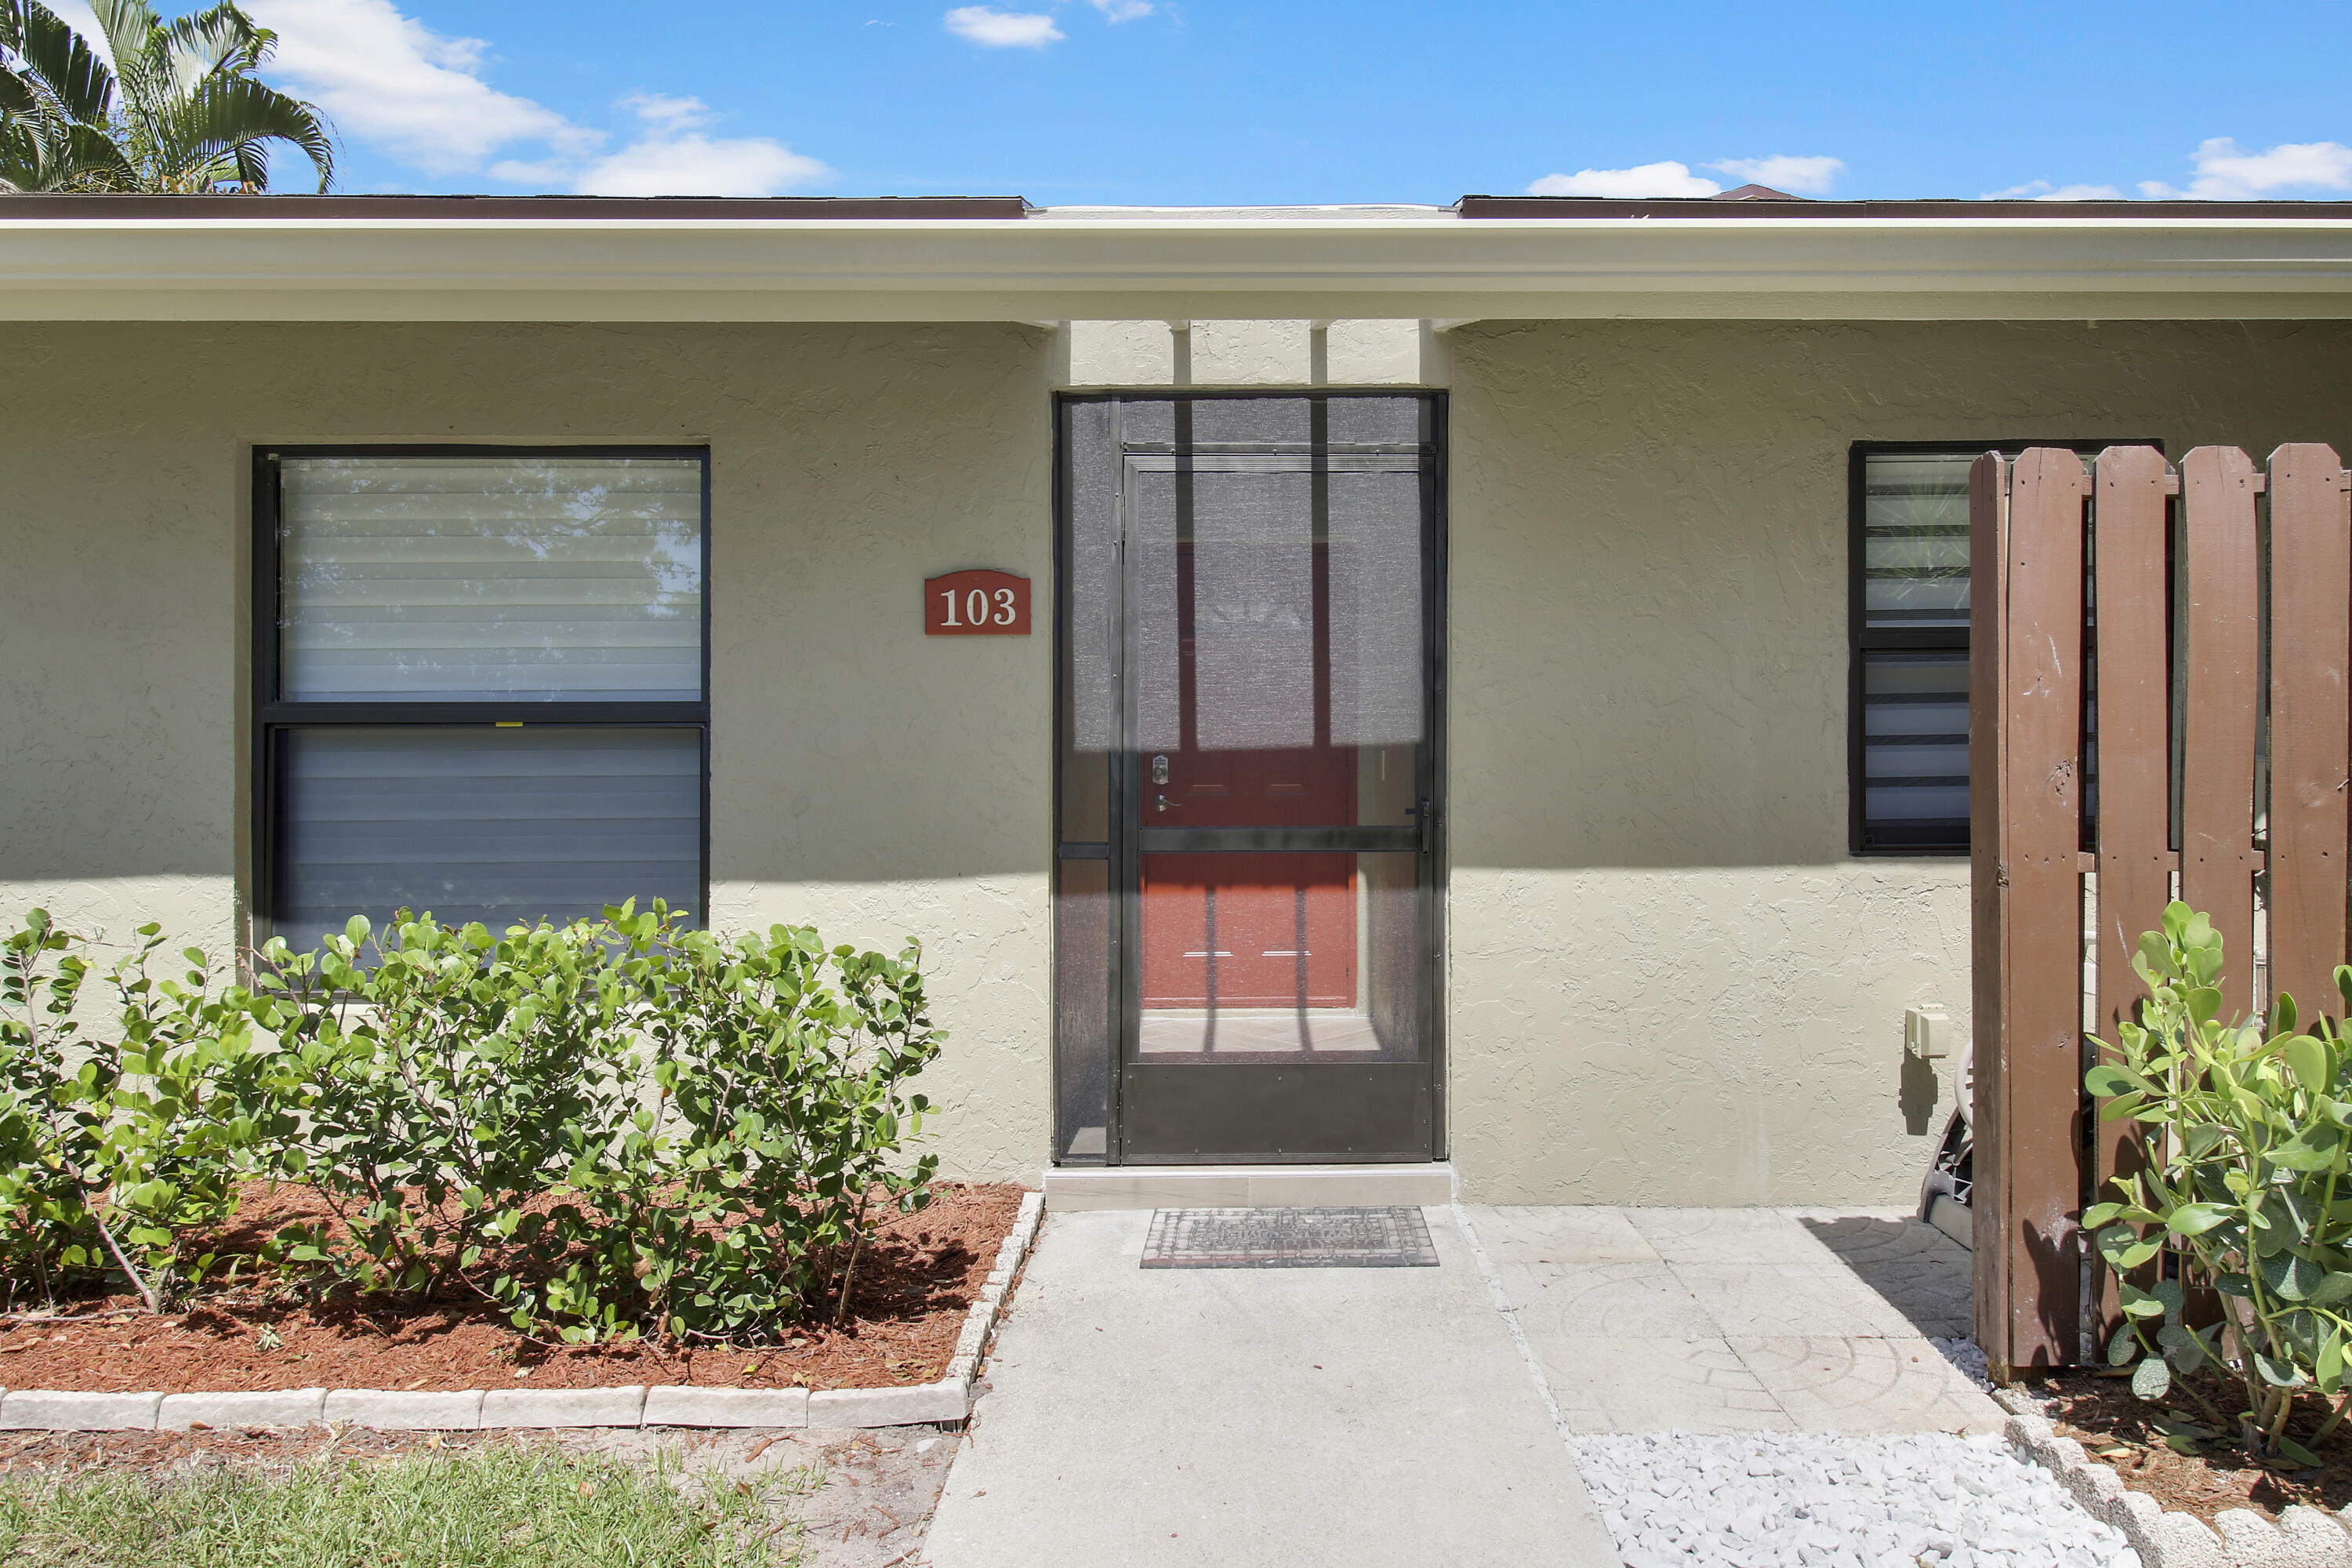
[1052,390,1449,1166]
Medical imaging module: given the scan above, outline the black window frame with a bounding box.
[250,443,714,938]
[1847,438,2157,857]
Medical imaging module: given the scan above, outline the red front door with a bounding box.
[1139,542,1358,1011]
[1085,416,1437,1162]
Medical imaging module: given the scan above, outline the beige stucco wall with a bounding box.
[9,316,2352,1203]
[0,321,1058,1184]
[1442,318,2352,1202]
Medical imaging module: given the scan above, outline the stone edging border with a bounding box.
[0,1190,1044,1436]
[1992,1385,2352,1567]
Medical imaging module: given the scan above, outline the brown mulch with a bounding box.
[0,1181,1022,1396]
[2030,1366,2352,1526]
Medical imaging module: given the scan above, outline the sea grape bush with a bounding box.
[633,917,938,1338]
[2085,902,2352,1461]
[0,913,261,1312]
[238,911,662,1337]
[0,903,942,1343]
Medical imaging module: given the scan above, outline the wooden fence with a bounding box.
[1971,445,2352,1379]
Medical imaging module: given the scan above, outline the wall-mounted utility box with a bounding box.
[1904,1006,1951,1060]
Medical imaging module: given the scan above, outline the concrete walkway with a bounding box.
[919,1204,2002,1568]
[920,1206,1621,1567]
[1470,1205,1999,1436]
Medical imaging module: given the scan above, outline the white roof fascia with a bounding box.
[5,212,2352,322]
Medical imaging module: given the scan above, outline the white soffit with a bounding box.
[5,209,2352,321]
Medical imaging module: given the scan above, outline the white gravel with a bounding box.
[1929,1335,1994,1392]
[1571,1431,2141,1568]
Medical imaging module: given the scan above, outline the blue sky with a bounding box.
[48,1,2352,204]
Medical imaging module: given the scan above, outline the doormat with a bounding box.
[1141,1206,1439,1269]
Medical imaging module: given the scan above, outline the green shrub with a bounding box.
[239,910,662,1334]
[0,902,946,1343]
[2085,901,2352,1460]
[231,902,942,1343]
[0,911,259,1310]
[630,912,942,1338]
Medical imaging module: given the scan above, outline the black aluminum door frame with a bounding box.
[1086,392,1449,1165]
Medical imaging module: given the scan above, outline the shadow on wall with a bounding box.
[1899,1051,1942,1136]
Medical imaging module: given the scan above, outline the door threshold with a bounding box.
[1044,1163,1454,1212]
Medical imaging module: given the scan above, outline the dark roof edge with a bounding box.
[13,191,2352,223]
[1459,194,2352,220]
[0,194,1032,220]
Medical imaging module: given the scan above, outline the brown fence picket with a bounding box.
[2089,446,2172,1337]
[2179,448,2263,1022]
[1969,452,2010,1373]
[2263,445,2351,1024]
[1982,437,2352,1369]
[1973,448,2089,1376]
[1969,452,2013,1374]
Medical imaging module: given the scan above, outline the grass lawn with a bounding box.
[0,1444,802,1566]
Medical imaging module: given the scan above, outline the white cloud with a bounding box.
[1527,161,1720,198]
[212,2,829,196]
[1980,179,2125,201]
[1090,0,1154,18]
[1707,154,1844,196]
[619,93,713,131]
[248,0,594,172]
[945,6,1064,46]
[570,132,829,197]
[566,96,828,196]
[2140,137,2352,199]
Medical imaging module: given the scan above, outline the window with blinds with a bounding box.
[1854,452,1974,852]
[258,449,709,948]
[1849,441,2145,854]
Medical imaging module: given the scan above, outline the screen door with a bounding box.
[1054,394,1444,1164]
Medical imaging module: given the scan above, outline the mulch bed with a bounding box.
[2027,1367,2352,1526]
[0,1181,1022,1396]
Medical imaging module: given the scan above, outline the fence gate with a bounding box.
[1970,445,2352,1379]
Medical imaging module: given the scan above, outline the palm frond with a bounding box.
[228,133,263,188]
[87,0,162,68]
[6,0,115,122]
[89,0,168,129]
[0,116,52,191]
[63,116,133,187]
[0,104,130,191]
[148,73,331,192]
[5,0,336,194]
[156,2,270,99]
[0,62,36,117]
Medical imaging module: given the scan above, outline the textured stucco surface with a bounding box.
[1442,318,2352,1202]
[10,317,2352,1203]
[0,321,1055,1185]
[1055,318,1445,388]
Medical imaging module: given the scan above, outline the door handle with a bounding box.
[1156,793,1174,812]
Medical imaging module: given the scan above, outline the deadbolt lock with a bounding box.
[1150,754,1169,785]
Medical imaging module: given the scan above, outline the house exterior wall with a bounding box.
[5,317,2351,1201]
[1443,318,2352,1202]
[0,321,1059,1182]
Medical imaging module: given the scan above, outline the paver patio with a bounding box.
[916,1203,2000,1566]
[1468,1204,1999,1437]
